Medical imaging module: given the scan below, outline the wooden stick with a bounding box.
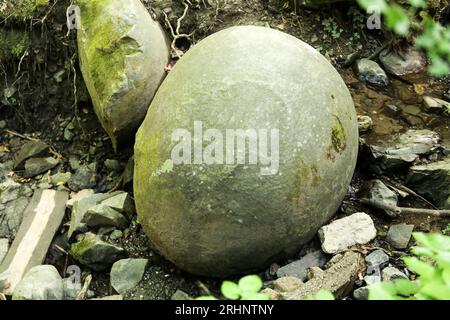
[76,274,92,300]
[360,198,450,217]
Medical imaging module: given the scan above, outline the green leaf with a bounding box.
[407,0,426,8]
[368,282,398,300]
[393,279,419,297]
[404,257,435,279]
[221,281,241,300]
[357,0,388,12]
[428,57,450,77]
[315,290,335,300]
[385,5,410,35]
[441,268,450,286]
[240,292,270,300]
[435,252,450,269]
[196,296,218,300]
[238,275,263,293]
[420,282,450,300]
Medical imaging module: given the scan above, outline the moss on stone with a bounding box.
[0,0,49,20]
[331,115,347,153]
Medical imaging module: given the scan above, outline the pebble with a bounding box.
[386,223,414,249]
[12,265,64,300]
[319,212,377,254]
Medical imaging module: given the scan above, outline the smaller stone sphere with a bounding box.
[134,26,358,277]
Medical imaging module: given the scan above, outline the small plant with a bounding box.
[443,223,450,235]
[357,0,450,76]
[369,232,450,300]
[322,18,344,40]
[196,275,270,300]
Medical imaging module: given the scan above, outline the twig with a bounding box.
[360,198,450,217]
[196,281,213,296]
[75,274,92,300]
[381,176,438,210]
[3,129,37,141]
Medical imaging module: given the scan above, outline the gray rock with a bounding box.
[364,274,381,285]
[0,197,31,238]
[134,25,359,277]
[13,140,49,169]
[319,212,377,254]
[68,163,97,191]
[77,0,170,150]
[104,159,121,172]
[354,59,388,86]
[276,250,328,280]
[109,229,123,241]
[365,249,389,272]
[82,204,128,229]
[0,120,6,129]
[382,266,408,282]
[353,286,369,300]
[62,277,81,300]
[379,47,426,77]
[24,157,59,178]
[0,239,8,264]
[366,130,441,173]
[67,191,124,240]
[171,289,193,300]
[12,265,63,300]
[386,223,414,249]
[0,178,32,204]
[281,251,365,300]
[51,172,72,186]
[67,189,95,208]
[100,191,135,218]
[361,180,398,216]
[110,258,148,294]
[406,158,450,209]
[69,233,126,271]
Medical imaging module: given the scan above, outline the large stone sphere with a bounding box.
[134,26,358,277]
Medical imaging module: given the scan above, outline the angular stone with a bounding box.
[276,250,328,280]
[353,286,369,300]
[100,191,135,218]
[406,158,450,209]
[361,180,398,216]
[0,239,8,264]
[13,140,49,170]
[69,233,126,271]
[386,223,414,249]
[379,48,426,77]
[67,191,122,240]
[24,157,59,178]
[273,276,303,292]
[67,189,95,209]
[82,204,128,229]
[281,251,365,300]
[51,172,72,186]
[365,249,389,271]
[12,265,63,300]
[77,0,170,149]
[134,26,359,277]
[0,189,68,295]
[319,212,377,254]
[0,197,31,238]
[382,266,408,282]
[110,258,148,294]
[68,163,97,191]
[354,59,388,86]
